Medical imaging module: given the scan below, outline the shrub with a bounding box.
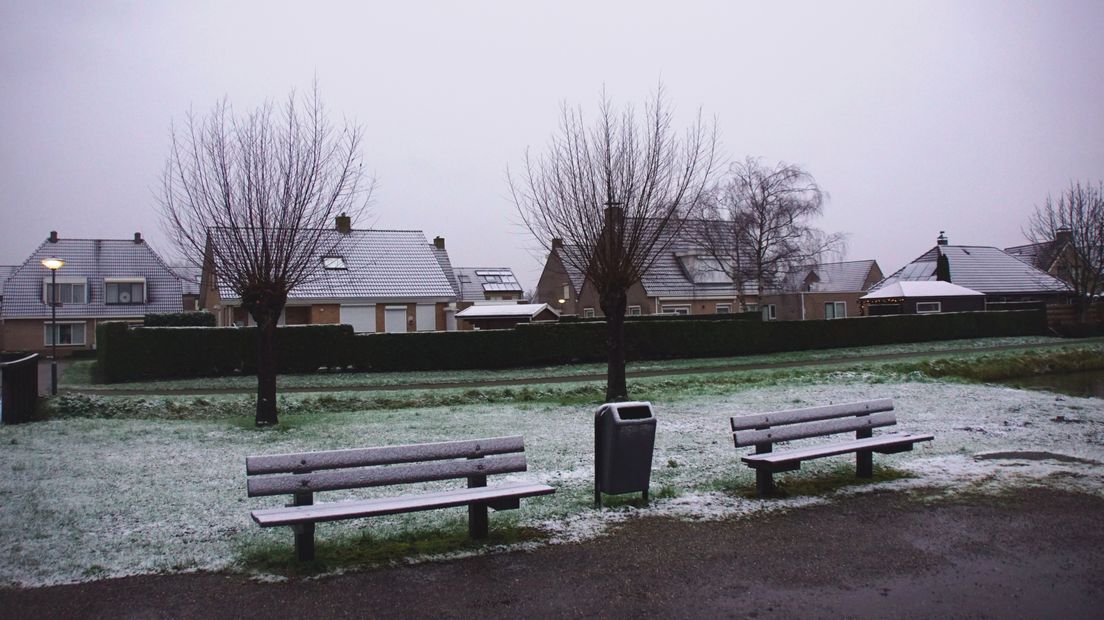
[143,312,217,327]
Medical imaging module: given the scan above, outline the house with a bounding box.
[169,265,202,311]
[455,303,559,330]
[536,218,759,318]
[860,281,986,315]
[872,233,1070,306]
[0,265,16,350]
[200,217,459,333]
[758,260,884,321]
[453,267,525,308]
[1,231,182,353]
[1004,228,1085,291]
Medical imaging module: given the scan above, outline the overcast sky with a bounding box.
[2,0,1102,290]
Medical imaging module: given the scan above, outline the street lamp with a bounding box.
[41,257,64,395]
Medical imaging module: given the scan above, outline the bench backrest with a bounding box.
[246,435,527,498]
[730,398,895,448]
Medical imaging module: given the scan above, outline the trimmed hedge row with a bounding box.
[143,312,217,327]
[96,309,1047,382]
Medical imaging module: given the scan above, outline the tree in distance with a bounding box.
[1025,180,1104,321]
[511,87,719,401]
[159,86,372,426]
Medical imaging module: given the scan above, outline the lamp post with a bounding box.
[41,257,64,395]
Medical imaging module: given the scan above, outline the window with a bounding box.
[762,304,777,320]
[44,322,87,346]
[562,285,571,300]
[744,303,758,312]
[43,279,87,305]
[627,305,642,316]
[105,280,145,304]
[322,256,346,270]
[661,305,690,315]
[824,301,846,320]
[583,307,596,318]
[916,301,942,314]
[715,304,731,314]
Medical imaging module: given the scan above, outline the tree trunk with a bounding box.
[600,289,628,402]
[255,316,279,426]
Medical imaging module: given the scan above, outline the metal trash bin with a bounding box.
[594,401,657,507]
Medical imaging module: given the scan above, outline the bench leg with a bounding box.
[469,504,489,539]
[856,450,873,478]
[756,468,775,497]
[294,523,316,562]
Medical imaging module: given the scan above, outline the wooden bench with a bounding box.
[730,398,933,497]
[246,435,555,561]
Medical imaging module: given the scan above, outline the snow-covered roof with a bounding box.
[782,260,880,293]
[455,303,558,320]
[453,267,524,302]
[875,245,1069,295]
[211,228,457,302]
[168,265,201,296]
[2,236,182,318]
[862,281,984,300]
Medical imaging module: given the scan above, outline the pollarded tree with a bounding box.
[160,87,371,426]
[698,157,844,306]
[511,88,718,401]
[1025,180,1104,320]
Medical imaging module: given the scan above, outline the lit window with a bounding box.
[44,322,87,346]
[106,280,145,304]
[916,301,941,314]
[322,256,347,270]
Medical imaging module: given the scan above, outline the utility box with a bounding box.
[594,401,657,507]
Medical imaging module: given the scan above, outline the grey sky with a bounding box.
[2,1,1102,291]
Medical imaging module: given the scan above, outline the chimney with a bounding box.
[134,232,143,244]
[1055,227,1072,246]
[335,213,352,234]
[49,231,58,243]
[551,238,564,250]
[937,231,948,246]
[433,236,445,250]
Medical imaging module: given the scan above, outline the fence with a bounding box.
[0,353,39,424]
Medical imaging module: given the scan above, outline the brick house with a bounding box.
[758,260,884,321]
[534,239,586,316]
[1,231,182,353]
[200,218,459,332]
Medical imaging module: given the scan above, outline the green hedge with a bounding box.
[143,312,217,327]
[96,310,1047,382]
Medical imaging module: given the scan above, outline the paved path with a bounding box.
[2,487,1101,619]
[64,338,1103,396]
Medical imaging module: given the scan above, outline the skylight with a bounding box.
[322,256,347,270]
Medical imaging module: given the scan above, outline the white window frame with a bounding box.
[582,307,596,318]
[763,304,777,320]
[104,277,147,304]
[42,277,88,305]
[627,305,641,316]
[916,301,942,314]
[321,256,347,270]
[715,304,731,314]
[44,321,87,346]
[562,284,571,300]
[661,305,691,316]
[824,301,846,320]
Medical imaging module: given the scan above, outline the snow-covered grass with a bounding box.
[3,377,1104,587]
[61,335,1073,391]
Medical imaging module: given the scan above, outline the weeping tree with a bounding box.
[698,157,845,307]
[511,88,718,401]
[160,87,371,426]
[1025,180,1104,320]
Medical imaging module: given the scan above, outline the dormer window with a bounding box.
[43,277,88,305]
[322,256,347,270]
[105,278,146,304]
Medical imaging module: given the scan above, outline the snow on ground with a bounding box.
[2,379,1103,587]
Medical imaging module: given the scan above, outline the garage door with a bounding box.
[340,305,376,333]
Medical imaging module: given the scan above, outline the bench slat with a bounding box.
[251,482,555,526]
[247,453,528,497]
[741,432,934,465]
[247,435,525,475]
[734,411,897,447]
[730,398,894,431]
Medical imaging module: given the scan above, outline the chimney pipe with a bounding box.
[134,232,143,244]
[551,238,564,250]
[335,213,352,234]
[433,236,445,250]
[49,231,58,243]
[1055,227,1072,246]
[937,231,948,246]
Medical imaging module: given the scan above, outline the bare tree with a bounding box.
[160,87,371,426]
[1025,180,1104,319]
[699,157,844,306]
[511,88,718,401]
